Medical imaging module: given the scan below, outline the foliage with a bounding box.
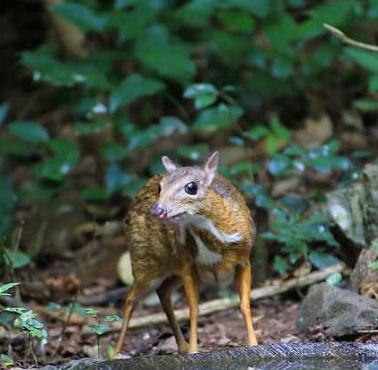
[262,209,339,274]
[0,353,14,367]
[2,285,46,340]
[46,302,123,357]
[5,307,47,339]
[0,282,20,296]
[0,0,377,276]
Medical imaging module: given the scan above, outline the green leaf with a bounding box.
[9,121,49,143]
[102,142,129,162]
[368,74,378,92]
[267,155,291,176]
[0,354,14,366]
[4,250,31,269]
[175,0,214,26]
[273,256,288,275]
[184,83,218,109]
[105,314,123,322]
[193,104,243,133]
[264,14,299,51]
[178,144,209,161]
[19,182,59,202]
[104,9,154,41]
[105,164,132,193]
[0,282,20,296]
[226,0,270,18]
[0,103,9,126]
[344,47,378,73]
[353,99,378,112]
[89,323,109,336]
[136,26,195,82]
[81,186,111,201]
[84,307,98,317]
[158,116,188,136]
[5,307,26,315]
[51,2,107,32]
[114,0,135,9]
[45,302,62,312]
[21,49,112,90]
[310,0,355,26]
[35,139,80,181]
[122,179,146,198]
[74,120,111,136]
[216,10,255,33]
[326,272,342,286]
[110,74,165,113]
[369,261,378,270]
[309,251,340,269]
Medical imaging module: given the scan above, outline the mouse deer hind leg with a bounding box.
[234,260,258,346]
[157,275,189,353]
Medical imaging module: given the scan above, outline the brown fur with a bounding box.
[125,173,255,282]
[115,152,257,354]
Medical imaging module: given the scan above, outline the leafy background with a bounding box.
[1,0,378,280]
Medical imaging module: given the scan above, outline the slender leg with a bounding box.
[234,261,258,346]
[182,260,199,353]
[157,276,189,353]
[114,280,151,355]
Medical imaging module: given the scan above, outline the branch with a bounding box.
[324,23,378,52]
[78,264,345,336]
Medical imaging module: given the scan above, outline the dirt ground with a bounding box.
[39,297,303,363]
[118,298,301,357]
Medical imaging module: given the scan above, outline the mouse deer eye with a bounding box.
[185,182,198,195]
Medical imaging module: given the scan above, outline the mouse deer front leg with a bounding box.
[235,260,258,346]
[182,258,199,353]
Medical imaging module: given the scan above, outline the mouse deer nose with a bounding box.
[150,203,168,219]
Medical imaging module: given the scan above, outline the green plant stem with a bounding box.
[324,23,378,52]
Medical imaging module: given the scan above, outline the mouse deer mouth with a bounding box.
[161,211,188,225]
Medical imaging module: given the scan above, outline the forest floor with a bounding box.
[4,271,377,368]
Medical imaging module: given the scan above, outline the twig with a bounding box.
[49,296,77,361]
[324,23,378,52]
[80,264,345,336]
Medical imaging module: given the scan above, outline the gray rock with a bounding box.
[327,164,378,248]
[49,343,378,370]
[350,240,378,297]
[296,283,378,336]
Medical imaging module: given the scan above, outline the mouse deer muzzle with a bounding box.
[150,203,168,219]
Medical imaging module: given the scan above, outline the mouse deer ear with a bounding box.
[203,151,219,186]
[162,156,178,173]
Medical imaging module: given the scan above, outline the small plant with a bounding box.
[262,209,339,275]
[0,353,14,367]
[47,302,122,358]
[86,309,123,358]
[0,282,47,366]
[368,240,378,270]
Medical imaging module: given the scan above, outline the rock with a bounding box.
[296,283,378,336]
[52,343,378,370]
[158,336,178,353]
[327,164,378,248]
[351,239,378,298]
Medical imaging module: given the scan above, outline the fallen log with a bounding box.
[79,263,345,335]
